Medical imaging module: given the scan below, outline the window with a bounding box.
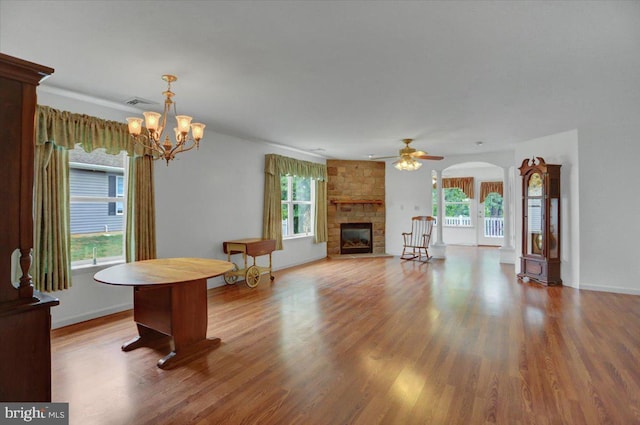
[482,192,504,237]
[69,146,127,266]
[281,175,315,237]
[434,187,472,227]
[107,175,125,216]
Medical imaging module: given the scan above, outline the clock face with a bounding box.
[527,172,543,196]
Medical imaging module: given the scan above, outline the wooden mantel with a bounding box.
[331,199,384,205]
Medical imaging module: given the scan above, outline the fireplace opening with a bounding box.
[340,222,373,254]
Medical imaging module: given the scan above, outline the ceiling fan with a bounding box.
[370,139,444,170]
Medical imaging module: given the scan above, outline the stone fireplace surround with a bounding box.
[327,160,385,256]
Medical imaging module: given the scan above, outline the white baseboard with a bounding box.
[579,284,640,296]
[274,255,328,271]
[52,302,133,329]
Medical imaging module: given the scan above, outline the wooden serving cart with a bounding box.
[222,238,276,288]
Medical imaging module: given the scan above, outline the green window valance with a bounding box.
[36,105,135,155]
[264,153,327,181]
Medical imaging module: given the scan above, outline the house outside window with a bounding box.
[107,175,125,216]
[69,146,127,266]
[281,175,315,238]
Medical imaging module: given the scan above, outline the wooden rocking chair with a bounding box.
[401,216,434,262]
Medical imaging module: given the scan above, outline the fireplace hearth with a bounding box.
[340,223,373,254]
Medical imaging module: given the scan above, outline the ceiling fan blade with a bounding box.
[369,155,398,161]
[414,154,444,160]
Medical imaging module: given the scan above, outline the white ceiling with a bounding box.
[1,1,639,160]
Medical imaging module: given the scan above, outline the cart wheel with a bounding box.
[224,263,239,285]
[245,265,261,288]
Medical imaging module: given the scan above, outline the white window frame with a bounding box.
[443,187,473,228]
[115,175,125,216]
[281,175,315,239]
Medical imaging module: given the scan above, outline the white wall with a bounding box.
[153,133,327,279]
[37,87,326,329]
[385,163,433,256]
[514,129,579,288]
[578,119,640,295]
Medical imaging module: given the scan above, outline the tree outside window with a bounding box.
[281,175,314,237]
[432,187,472,226]
[483,192,503,217]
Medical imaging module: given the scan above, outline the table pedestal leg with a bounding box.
[121,324,166,351]
[123,279,221,369]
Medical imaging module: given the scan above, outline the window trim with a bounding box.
[115,175,125,216]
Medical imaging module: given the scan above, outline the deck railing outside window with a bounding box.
[484,217,504,237]
[444,216,472,227]
[443,216,504,238]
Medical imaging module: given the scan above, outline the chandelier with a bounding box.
[126,74,205,165]
[393,155,423,171]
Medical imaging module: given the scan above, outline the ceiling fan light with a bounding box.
[393,156,422,171]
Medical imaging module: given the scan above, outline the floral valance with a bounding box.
[442,177,475,199]
[479,181,503,203]
[264,153,327,181]
[35,105,135,155]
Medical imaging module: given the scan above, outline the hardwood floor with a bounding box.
[51,246,640,424]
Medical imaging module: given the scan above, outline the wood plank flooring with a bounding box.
[51,246,640,424]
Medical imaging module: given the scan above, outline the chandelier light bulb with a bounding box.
[191,123,205,141]
[176,115,192,134]
[126,117,143,136]
[143,111,161,131]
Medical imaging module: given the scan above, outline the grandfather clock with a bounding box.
[0,53,58,401]
[517,157,562,286]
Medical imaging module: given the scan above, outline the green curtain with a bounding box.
[263,165,283,250]
[34,105,154,291]
[126,155,157,262]
[314,180,328,243]
[33,142,71,292]
[262,154,327,249]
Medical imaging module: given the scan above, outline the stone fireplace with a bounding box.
[340,222,373,254]
[327,160,385,255]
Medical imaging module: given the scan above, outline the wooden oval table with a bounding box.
[94,258,233,369]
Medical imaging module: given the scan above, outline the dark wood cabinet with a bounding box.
[0,53,58,402]
[517,157,562,286]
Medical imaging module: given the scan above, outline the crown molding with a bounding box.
[38,84,142,113]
